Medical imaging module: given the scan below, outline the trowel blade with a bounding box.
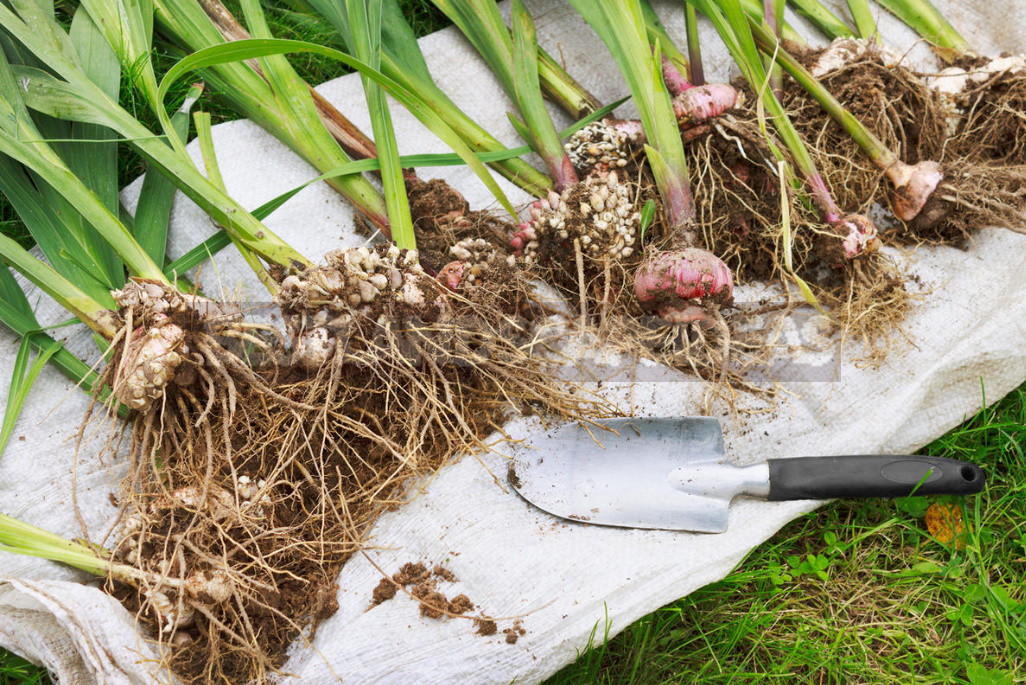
[508,417,738,533]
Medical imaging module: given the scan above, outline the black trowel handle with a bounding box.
[766,455,985,501]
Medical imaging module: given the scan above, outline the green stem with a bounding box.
[641,0,691,81]
[155,0,390,235]
[112,111,313,270]
[764,0,785,99]
[194,111,280,291]
[381,53,553,197]
[685,3,705,85]
[689,0,842,224]
[846,0,879,40]
[874,0,972,63]
[511,0,577,190]
[738,0,806,43]
[0,234,119,339]
[344,0,416,250]
[786,0,857,40]
[537,47,603,117]
[0,514,158,584]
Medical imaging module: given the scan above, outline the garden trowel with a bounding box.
[507,417,985,533]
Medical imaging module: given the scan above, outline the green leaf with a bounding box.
[0,334,64,459]
[283,0,552,196]
[787,0,857,39]
[966,664,1014,685]
[509,0,572,185]
[0,53,168,284]
[565,0,690,222]
[133,82,202,265]
[67,5,125,288]
[0,232,117,338]
[161,99,625,276]
[895,495,931,518]
[192,107,275,290]
[156,36,520,219]
[80,0,161,108]
[340,0,415,249]
[639,198,656,242]
[0,267,116,413]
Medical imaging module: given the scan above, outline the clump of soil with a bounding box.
[782,48,947,217]
[475,618,498,636]
[503,620,527,644]
[448,594,473,614]
[379,561,468,619]
[433,565,457,582]
[368,560,527,641]
[372,578,399,605]
[406,176,517,271]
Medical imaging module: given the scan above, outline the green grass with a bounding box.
[1,1,1024,683]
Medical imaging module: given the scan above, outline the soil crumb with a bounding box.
[370,562,522,644]
[412,587,449,619]
[371,578,398,605]
[503,619,527,644]
[392,562,430,586]
[448,594,474,615]
[475,618,498,636]
[433,565,457,582]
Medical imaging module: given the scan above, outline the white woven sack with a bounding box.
[1,0,1025,682]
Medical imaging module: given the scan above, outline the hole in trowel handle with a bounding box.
[961,465,978,482]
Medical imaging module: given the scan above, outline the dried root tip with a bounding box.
[634,248,734,326]
[889,160,944,222]
[564,121,638,176]
[818,214,881,266]
[513,172,643,267]
[809,38,904,78]
[672,83,737,126]
[438,239,516,290]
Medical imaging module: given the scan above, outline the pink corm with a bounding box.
[837,214,881,259]
[661,55,738,126]
[672,83,738,126]
[634,248,734,325]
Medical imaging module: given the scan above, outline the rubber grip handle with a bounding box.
[766,455,985,501]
